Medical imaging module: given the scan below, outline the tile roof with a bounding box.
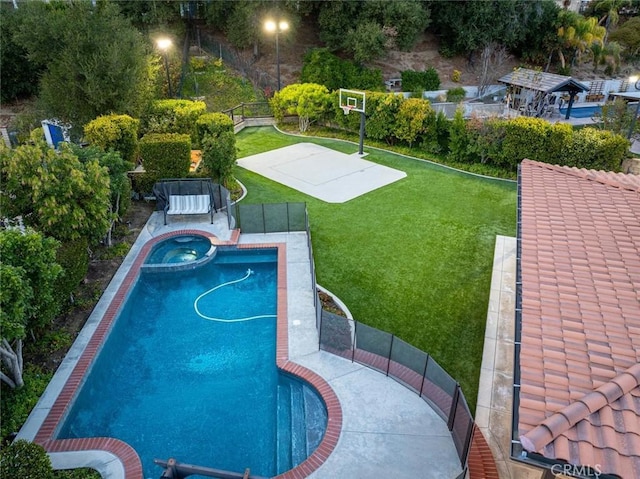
[517,160,640,478]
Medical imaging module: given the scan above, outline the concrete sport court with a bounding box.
[237,143,407,203]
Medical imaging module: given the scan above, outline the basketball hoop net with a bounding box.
[341,105,354,115]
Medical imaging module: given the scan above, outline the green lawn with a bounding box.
[235,126,517,407]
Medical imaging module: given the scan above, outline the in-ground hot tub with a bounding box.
[144,234,215,265]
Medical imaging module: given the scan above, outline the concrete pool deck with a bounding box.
[17,211,462,479]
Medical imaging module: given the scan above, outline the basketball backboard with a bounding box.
[339,89,365,114]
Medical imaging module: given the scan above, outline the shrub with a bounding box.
[395,98,435,147]
[201,130,237,185]
[142,99,206,143]
[196,113,234,147]
[446,87,466,103]
[498,117,553,168]
[401,68,440,92]
[365,91,405,145]
[562,127,628,170]
[83,114,140,164]
[270,83,332,132]
[0,365,52,439]
[138,133,191,188]
[300,48,385,92]
[0,440,54,479]
[55,238,89,307]
[451,70,461,83]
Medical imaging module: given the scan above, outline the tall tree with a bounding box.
[0,132,111,244]
[555,14,607,71]
[0,6,43,103]
[70,144,132,246]
[360,0,431,51]
[608,16,640,60]
[592,0,631,37]
[0,228,62,389]
[12,1,157,129]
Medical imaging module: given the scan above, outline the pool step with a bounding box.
[277,381,293,471]
[277,376,327,474]
[290,381,307,466]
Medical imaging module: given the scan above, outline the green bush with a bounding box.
[196,112,234,148]
[142,99,206,144]
[446,87,466,103]
[201,130,237,184]
[300,48,385,92]
[401,68,440,92]
[0,365,52,438]
[83,114,140,164]
[562,127,628,170]
[365,91,405,145]
[55,238,89,307]
[498,117,553,168]
[139,133,191,187]
[0,440,54,479]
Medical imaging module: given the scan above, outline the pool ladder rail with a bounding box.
[155,458,268,479]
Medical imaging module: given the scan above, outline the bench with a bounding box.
[164,194,214,224]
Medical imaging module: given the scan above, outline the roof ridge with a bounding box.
[521,159,640,193]
[520,363,640,452]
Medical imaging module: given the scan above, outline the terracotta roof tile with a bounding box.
[517,160,640,478]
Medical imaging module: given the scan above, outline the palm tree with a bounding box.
[554,13,606,72]
[592,0,631,39]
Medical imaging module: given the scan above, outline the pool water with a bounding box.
[145,235,212,264]
[559,105,602,118]
[57,247,327,478]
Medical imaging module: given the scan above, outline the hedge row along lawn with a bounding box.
[235,126,517,408]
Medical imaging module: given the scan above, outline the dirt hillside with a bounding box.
[253,27,521,90]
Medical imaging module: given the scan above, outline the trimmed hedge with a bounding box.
[139,133,191,188]
[562,128,629,170]
[142,99,206,144]
[83,114,139,164]
[401,68,440,92]
[196,112,234,146]
[197,112,237,184]
[462,116,628,172]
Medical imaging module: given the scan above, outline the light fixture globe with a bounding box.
[157,38,172,51]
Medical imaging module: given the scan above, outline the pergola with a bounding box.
[498,68,588,119]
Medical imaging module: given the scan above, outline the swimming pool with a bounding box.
[559,105,602,118]
[56,242,327,478]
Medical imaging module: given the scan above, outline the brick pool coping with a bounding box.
[34,229,342,479]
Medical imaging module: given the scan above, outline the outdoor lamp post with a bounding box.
[265,19,289,91]
[628,75,639,139]
[157,38,173,98]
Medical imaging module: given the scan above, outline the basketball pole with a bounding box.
[358,111,365,155]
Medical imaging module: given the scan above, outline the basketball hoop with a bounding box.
[341,105,354,115]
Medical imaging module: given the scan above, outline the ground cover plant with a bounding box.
[181,57,263,112]
[236,126,517,406]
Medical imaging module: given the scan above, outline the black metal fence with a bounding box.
[234,202,307,234]
[233,202,473,477]
[319,312,474,473]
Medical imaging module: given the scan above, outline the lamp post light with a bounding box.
[628,75,639,140]
[157,38,173,98]
[265,19,288,91]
